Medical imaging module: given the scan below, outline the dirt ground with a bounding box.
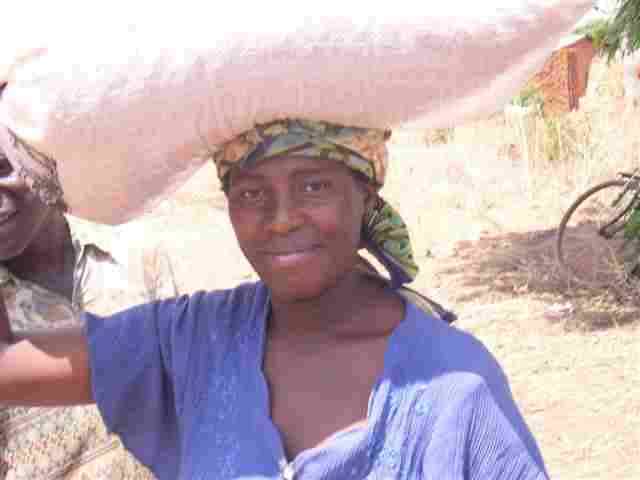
[115,128,639,479]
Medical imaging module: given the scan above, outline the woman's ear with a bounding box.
[348,169,379,212]
[362,182,380,211]
[358,182,380,249]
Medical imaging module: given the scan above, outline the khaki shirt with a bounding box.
[0,217,157,479]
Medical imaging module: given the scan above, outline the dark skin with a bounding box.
[227,156,405,458]
[0,151,88,406]
[0,152,75,299]
[0,155,405,461]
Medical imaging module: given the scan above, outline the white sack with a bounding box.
[0,1,591,224]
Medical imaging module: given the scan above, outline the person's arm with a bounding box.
[0,296,93,406]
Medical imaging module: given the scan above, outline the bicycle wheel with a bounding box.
[556,179,640,286]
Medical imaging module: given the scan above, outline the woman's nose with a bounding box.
[266,194,303,235]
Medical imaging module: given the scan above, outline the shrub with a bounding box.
[510,85,545,112]
[575,19,614,55]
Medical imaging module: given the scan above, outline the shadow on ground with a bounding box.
[424,226,639,331]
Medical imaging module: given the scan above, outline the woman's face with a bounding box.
[227,156,373,302]
[0,151,54,261]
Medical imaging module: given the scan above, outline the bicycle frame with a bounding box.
[598,170,640,239]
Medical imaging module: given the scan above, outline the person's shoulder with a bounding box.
[397,301,548,474]
[180,281,267,310]
[90,281,268,353]
[396,301,508,390]
[401,300,495,362]
[165,281,268,327]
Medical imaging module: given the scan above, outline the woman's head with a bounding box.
[214,119,418,302]
[227,155,376,302]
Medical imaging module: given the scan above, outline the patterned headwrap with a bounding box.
[211,119,419,287]
[0,84,66,211]
[0,126,67,211]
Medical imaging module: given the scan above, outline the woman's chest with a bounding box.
[264,341,387,459]
[180,413,423,480]
[178,365,438,480]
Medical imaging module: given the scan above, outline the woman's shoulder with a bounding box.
[395,302,548,475]
[93,281,269,342]
[89,278,266,322]
[394,300,510,394]
[163,281,269,327]
[162,282,269,317]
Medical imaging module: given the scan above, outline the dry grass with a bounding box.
[141,247,181,301]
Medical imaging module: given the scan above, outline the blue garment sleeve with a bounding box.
[469,346,546,475]
[85,293,204,479]
[459,341,546,472]
[403,306,548,479]
[423,316,547,473]
[462,379,548,480]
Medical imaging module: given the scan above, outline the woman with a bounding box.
[0,144,153,477]
[0,119,547,479]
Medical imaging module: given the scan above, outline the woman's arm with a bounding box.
[0,296,93,406]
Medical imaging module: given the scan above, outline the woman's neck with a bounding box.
[268,270,402,342]
[5,212,75,300]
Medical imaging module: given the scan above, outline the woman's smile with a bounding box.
[261,244,323,269]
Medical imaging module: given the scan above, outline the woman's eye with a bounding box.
[302,180,332,193]
[236,189,265,203]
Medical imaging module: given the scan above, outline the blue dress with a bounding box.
[86,282,548,479]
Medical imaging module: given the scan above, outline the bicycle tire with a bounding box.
[556,179,639,286]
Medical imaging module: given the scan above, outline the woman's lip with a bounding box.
[262,244,322,256]
[262,246,322,267]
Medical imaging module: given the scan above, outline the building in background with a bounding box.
[527,34,597,116]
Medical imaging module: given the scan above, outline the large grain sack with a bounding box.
[0,1,591,224]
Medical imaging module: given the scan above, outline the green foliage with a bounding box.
[510,86,545,111]
[624,206,640,240]
[575,19,614,54]
[603,0,640,61]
